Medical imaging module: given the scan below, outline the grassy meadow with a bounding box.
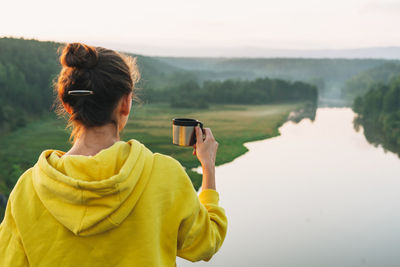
[0,103,304,203]
[123,103,305,188]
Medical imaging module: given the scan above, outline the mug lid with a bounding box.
[173,118,200,126]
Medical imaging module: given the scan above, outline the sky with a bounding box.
[1,0,400,56]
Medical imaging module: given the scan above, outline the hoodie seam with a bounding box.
[107,217,119,226]
[77,182,88,234]
[116,183,122,207]
[108,183,122,226]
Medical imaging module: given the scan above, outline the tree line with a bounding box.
[353,77,400,156]
[143,78,318,109]
[342,62,400,104]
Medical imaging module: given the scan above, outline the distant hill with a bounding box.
[0,38,60,131]
[264,47,400,59]
[224,46,400,59]
[97,42,400,59]
[156,57,399,100]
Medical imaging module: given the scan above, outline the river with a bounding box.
[177,108,400,267]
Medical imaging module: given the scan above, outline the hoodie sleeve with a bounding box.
[176,184,228,262]
[0,200,29,267]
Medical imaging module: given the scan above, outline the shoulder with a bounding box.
[127,139,196,191]
[153,152,183,169]
[152,153,188,179]
[9,167,34,200]
[151,153,196,190]
[128,139,186,175]
[7,167,37,218]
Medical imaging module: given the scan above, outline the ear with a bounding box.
[120,92,133,116]
[62,102,73,115]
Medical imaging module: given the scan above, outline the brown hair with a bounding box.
[53,43,140,144]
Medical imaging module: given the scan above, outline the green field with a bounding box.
[123,103,305,188]
[0,103,304,208]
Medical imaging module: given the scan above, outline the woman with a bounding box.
[0,43,227,266]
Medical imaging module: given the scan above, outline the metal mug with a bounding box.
[172,118,204,146]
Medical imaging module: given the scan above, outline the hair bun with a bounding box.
[60,43,98,69]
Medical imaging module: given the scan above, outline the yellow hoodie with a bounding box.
[0,139,227,266]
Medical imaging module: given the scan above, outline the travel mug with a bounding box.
[172,118,204,146]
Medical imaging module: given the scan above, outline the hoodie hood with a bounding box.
[32,139,154,236]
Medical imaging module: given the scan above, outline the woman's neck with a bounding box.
[64,123,120,156]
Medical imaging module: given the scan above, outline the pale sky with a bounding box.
[1,0,400,56]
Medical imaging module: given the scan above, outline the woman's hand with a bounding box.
[193,126,218,190]
[193,127,218,168]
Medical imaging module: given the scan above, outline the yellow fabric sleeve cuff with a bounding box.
[199,189,220,205]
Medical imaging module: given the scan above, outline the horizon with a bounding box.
[3,35,400,59]
[2,0,400,57]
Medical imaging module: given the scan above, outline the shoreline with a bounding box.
[185,102,317,189]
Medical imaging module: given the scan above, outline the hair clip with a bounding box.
[68,90,95,96]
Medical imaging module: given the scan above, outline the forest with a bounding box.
[164,78,318,108]
[353,77,400,157]
[0,38,60,132]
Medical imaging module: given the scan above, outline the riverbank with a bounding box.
[125,103,311,188]
[0,102,309,206]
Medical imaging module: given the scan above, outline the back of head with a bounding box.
[53,43,140,143]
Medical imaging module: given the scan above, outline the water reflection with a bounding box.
[354,116,400,158]
[178,108,400,267]
[288,101,317,123]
